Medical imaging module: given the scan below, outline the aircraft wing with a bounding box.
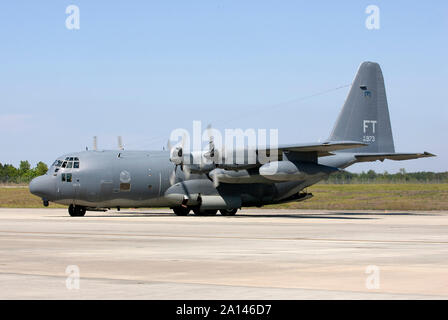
[354,152,436,162]
[276,141,368,157]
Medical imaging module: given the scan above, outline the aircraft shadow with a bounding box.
[328,211,438,216]
[232,213,375,220]
[81,212,376,220]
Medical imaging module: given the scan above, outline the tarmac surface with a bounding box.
[0,208,447,299]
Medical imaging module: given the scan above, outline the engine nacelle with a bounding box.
[183,151,216,174]
[164,179,241,209]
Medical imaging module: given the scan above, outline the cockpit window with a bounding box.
[56,157,80,169]
[52,160,62,167]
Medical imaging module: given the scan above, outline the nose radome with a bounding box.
[29,175,54,199]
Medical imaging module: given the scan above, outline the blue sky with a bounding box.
[1,1,447,172]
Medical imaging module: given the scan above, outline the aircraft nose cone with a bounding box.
[29,175,54,199]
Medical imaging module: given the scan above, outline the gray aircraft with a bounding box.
[29,62,434,216]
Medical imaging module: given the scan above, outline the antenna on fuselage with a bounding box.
[118,136,124,150]
[93,136,98,151]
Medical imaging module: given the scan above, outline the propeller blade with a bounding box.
[212,171,220,188]
[183,165,191,180]
[204,124,216,160]
[169,168,176,185]
[167,139,172,152]
[181,132,186,149]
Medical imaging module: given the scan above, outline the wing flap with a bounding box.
[355,152,436,162]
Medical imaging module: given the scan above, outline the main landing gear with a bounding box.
[172,207,190,216]
[68,204,86,217]
[219,208,238,216]
[171,207,238,216]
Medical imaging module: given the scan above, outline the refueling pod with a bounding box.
[259,161,339,182]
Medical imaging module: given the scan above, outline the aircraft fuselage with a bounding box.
[30,149,348,210]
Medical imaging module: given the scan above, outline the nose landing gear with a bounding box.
[68,204,86,217]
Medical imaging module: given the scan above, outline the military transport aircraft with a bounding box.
[29,62,434,216]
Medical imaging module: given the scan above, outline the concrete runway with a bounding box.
[0,208,447,299]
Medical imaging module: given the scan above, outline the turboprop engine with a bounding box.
[164,179,242,209]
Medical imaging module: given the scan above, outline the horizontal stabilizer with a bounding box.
[355,152,435,162]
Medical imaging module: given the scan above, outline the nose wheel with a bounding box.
[68,205,86,217]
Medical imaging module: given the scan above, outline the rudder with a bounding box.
[328,61,395,153]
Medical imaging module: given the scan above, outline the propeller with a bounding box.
[183,163,191,180]
[203,124,216,161]
[168,133,187,185]
[212,172,220,188]
[209,169,220,188]
[169,168,176,185]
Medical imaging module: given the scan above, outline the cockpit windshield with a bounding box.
[52,157,80,170]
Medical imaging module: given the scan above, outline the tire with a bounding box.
[220,208,238,216]
[69,205,86,217]
[68,205,75,216]
[172,207,190,216]
[193,208,217,216]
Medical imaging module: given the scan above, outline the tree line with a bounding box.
[323,169,448,184]
[0,161,447,184]
[0,161,48,184]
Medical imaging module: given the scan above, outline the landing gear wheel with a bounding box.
[220,208,238,216]
[68,205,86,217]
[192,208,217,216]
[172,207,190,216]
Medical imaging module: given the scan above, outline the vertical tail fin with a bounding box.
[328,61,395,153]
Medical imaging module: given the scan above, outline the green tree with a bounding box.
[34,162,48,177]
[3,164,18,182]
[18,160,31,182]
[19,160,31,174]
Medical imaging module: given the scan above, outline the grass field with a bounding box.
[268,184,448,211]
[0,186,64,208]
[1,184,447,211]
